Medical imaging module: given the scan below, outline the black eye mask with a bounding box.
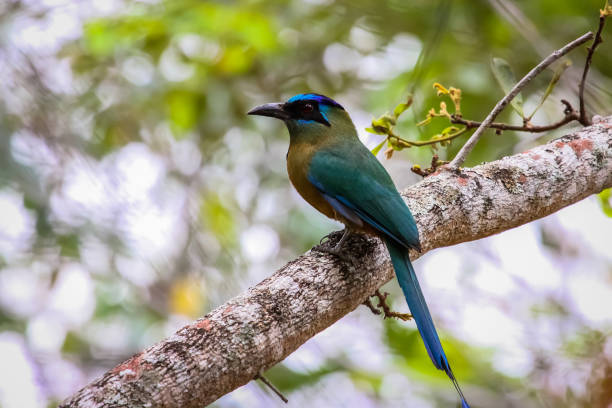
[283,100,331,126]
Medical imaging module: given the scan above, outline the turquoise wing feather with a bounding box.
[307,143,420,250]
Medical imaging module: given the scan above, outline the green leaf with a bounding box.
[373,114,396,128]
[370,114,395,134]
[527,60,571,121]
[491,57,524,118]
[393,95,413,118]
[365,127,386,135]
[393,103,409,118]
[441,126,459,135]
[371,118,388,132]
[598,188,612,217]
[370,138,387,156]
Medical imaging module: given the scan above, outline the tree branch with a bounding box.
[60,117,612,408]
[448,31,594,168]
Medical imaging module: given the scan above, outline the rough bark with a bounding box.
[60,116,612,408]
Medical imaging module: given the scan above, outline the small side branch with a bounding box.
[579,11,608,126]
[449,100,579,133]
[363,290,413,321]
[411,154,448,177]
[255,372,289,403]
[448,31,594,168]
[387,126,468,151]
[363,297,382,315]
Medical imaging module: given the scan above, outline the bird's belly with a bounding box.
[286,147,374,234]
[287,160,336,220]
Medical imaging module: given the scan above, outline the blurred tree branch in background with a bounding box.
[60,118,612,408]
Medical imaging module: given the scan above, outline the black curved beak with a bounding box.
[247,102,289,120]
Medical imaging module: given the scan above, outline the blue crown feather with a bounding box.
[287,93,344,110]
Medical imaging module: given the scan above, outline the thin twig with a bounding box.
[390,127,468,148]
[362,297,382,315]
[450,102,579,133]
[255,372,289,403]
[363,291,412,320]
[579,12,608,126]
[448,31,593,168]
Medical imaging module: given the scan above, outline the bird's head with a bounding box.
[248,93,355,140]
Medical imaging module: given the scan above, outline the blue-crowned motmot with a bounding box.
[249,93,470,408]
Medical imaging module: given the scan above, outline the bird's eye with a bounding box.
[303,103,314,113]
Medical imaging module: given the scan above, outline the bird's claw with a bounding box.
[313,229,358,266]
[313,241,356,264]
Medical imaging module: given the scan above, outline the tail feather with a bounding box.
[385,238,470,408]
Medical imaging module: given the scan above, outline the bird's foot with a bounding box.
[318,231,335,245]
[313,240,356,264]
[363,289,412,321]
[313,228,357,265]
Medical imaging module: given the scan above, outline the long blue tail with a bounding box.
[385,238,470,408]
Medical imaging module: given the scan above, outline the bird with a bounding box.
[248,93,470,408]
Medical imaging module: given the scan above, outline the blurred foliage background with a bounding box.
[1,0,612,407]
